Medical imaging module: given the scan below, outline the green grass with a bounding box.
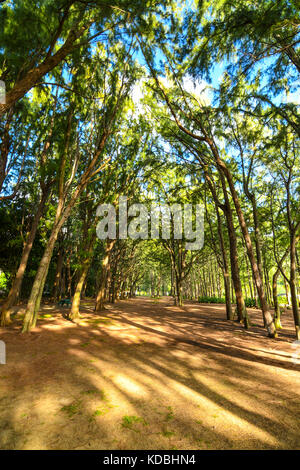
[61,401,81,417]
[244,298,257,308]
[121,415,148,431]
[161,429,175,437]
[92,408,106,417]
[165,406,174,421]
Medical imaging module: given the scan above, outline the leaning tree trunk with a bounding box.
[22,190,79,332]
[95,239,115,312]
[210,147,276,337]
[22,219,62,332]
[70,261,90,321]
[69,232,96,320]
[205,171,247,325]
[215,200,233,320]
[21,124,112,332]
[0,188,49,326]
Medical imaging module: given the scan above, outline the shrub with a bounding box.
[278,296,288,305]
[244,298,256,308]
[198,296,226,304]
[0,271,9,293]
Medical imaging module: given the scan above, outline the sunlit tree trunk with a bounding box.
[209,143,276,337]
[205,172,247,326]
[52,245,64,301]
[95,239,115,311]
[0,187,49,326]
[70,235,96,320]
[290,233,300,339]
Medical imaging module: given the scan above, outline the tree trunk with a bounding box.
[95,240,115,311]
[52,246,64,301]
[290,233,300,339]
[209,145,276,336]
[0,20,92,117]
[205,171,246,325]
[216,203,233,320]
[22,221,61,332]
[0,187,49,326]
[69,261,90,321]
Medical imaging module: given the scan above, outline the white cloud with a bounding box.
[286,90,300,105]
[181,76,211,105]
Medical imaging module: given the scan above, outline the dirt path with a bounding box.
[0,296,299,450]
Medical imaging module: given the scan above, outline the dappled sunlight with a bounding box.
[112,374,149,398]
[1,297,299,449]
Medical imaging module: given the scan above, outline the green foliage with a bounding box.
[0,271,9,292]
[165,406,174,421]
[161,429,175,437]
[121,415,148,431]
[61,401,81,418]
[278,297,288,305]
[244,298,256,308]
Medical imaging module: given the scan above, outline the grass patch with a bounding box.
[121,415,148,432]
[165,406,174,421]
[61,401,81,418]
[161,429,175,438]
[92,408,106,417]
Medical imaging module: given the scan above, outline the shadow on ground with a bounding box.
[0,296,299,450]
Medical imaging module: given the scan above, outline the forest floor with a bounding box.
[0,296,299,450]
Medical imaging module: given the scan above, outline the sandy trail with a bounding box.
[0,296,299,450]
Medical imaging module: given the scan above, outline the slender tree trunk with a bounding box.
[69,262,90,321]
[210,147,276,336]
[273,268,283,330]
[175,274,183,306]
[216,204,233,320]
[53,246,64,301]
[22,221,61,332]
[0,187,49,326]
[205,172,246,324]
[95,240,115,311]
[21,120,111,331]
[69,235,95,320]
[290,233,300,339]
[284,277,291,306]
